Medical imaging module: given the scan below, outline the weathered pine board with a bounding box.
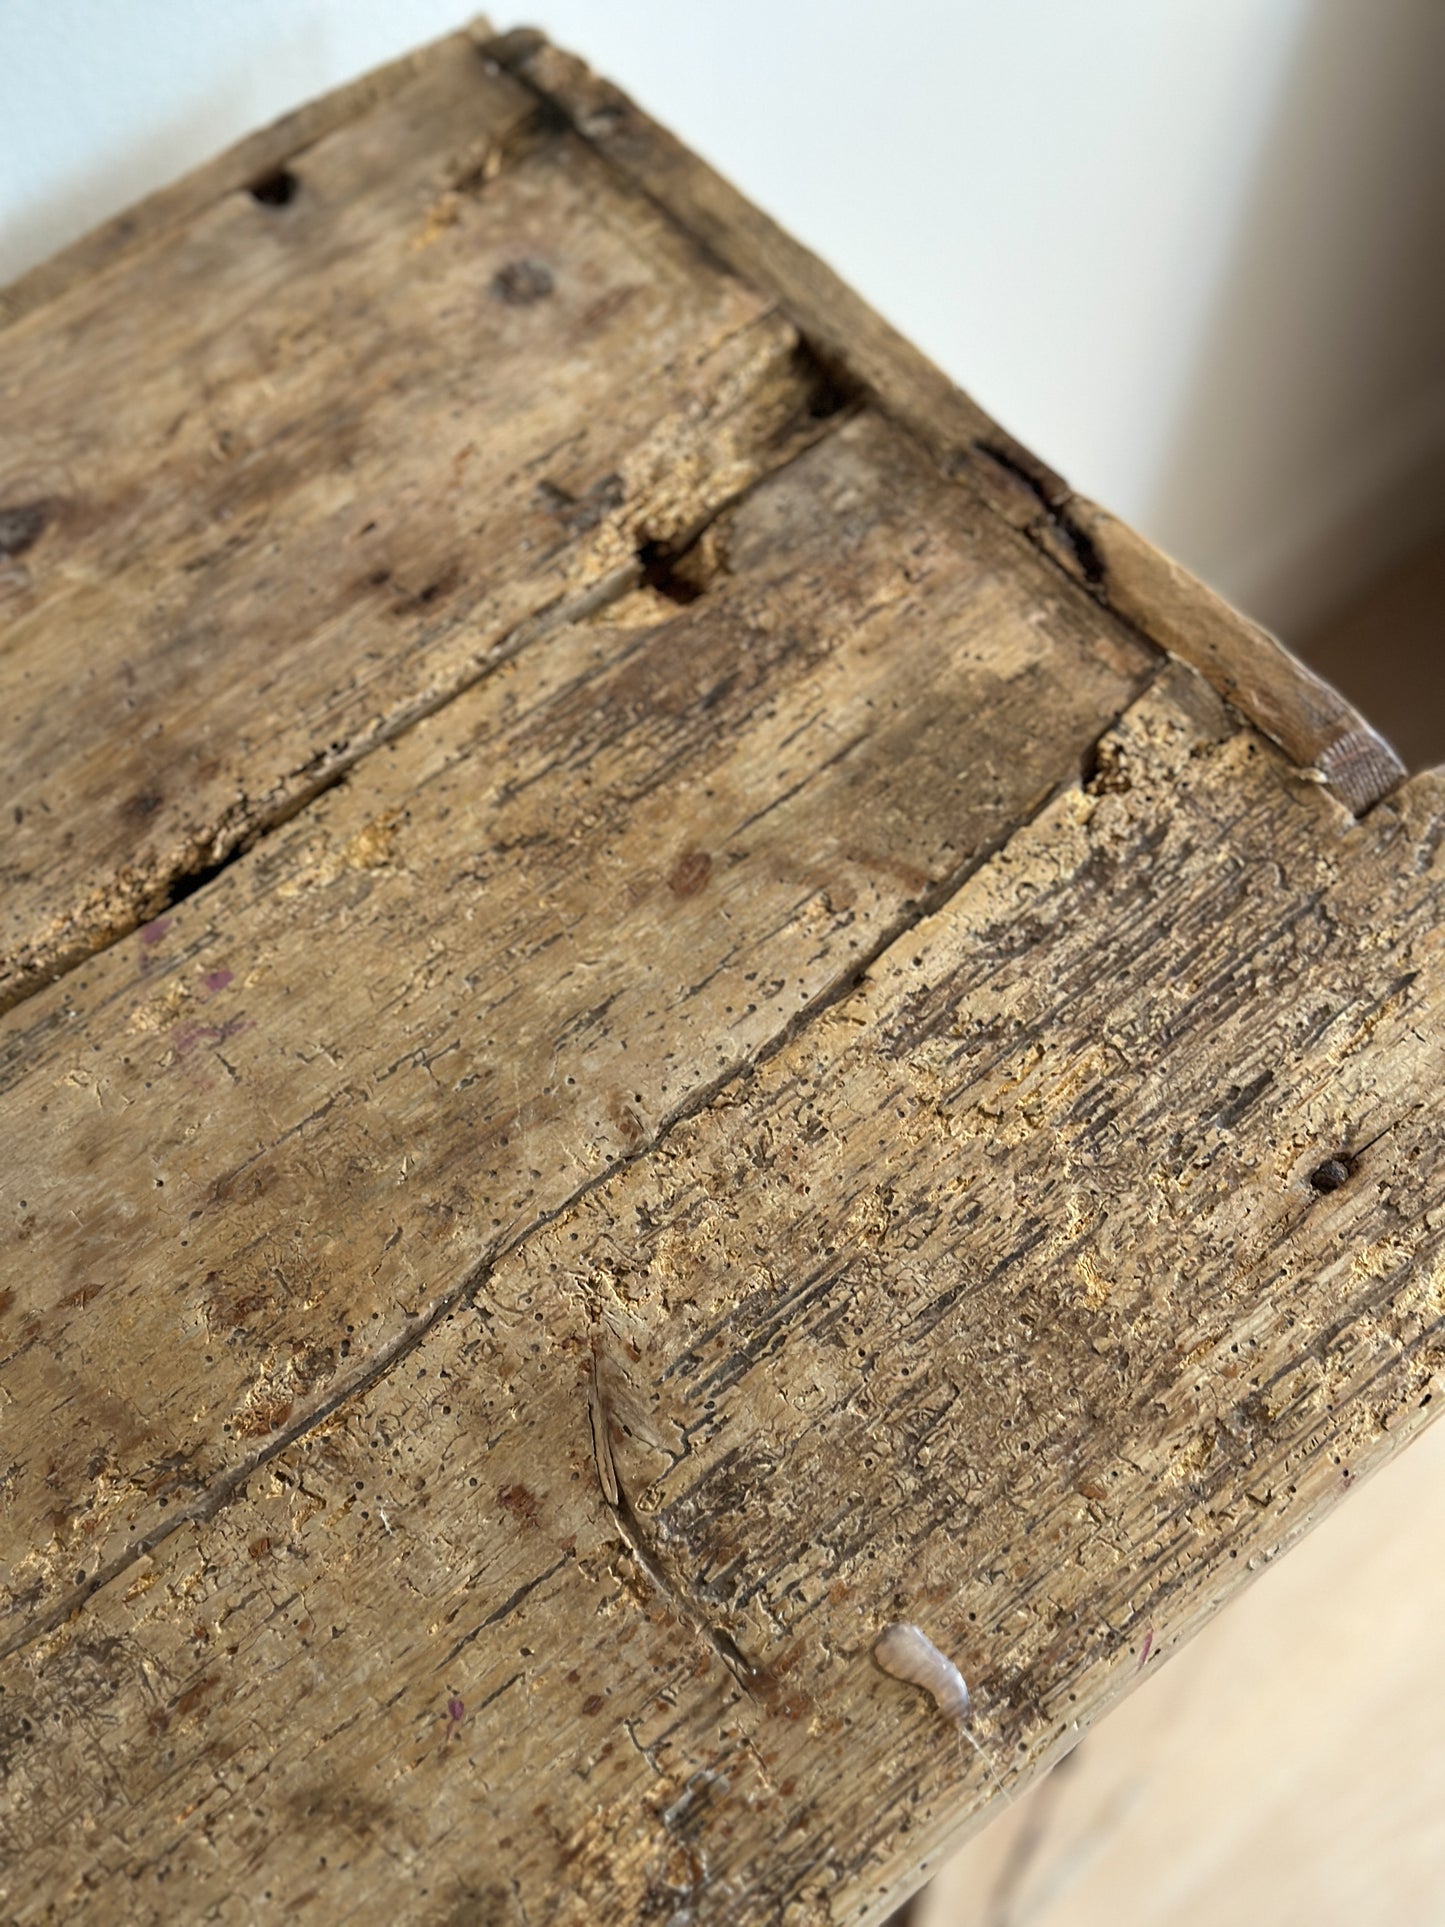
[2,669,1439,1924]
[0,411,1153,1648]
[0,31,839,1012]
[0,31,491,334]
[481,26,1406,815]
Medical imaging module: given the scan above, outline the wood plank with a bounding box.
[0,35,838,1012]
[479,27,1407,816]
[0,409,1152,1649]
[0,28,494,334]
[2,665,1439,1922]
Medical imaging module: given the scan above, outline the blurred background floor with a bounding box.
[915,1404,1445,1927]
[1297,529,1445,774]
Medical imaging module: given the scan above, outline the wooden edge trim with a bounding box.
[0,18,495,332]
[479,25,1407,816]
[473,28,999,456]
[1068,498,1407,816]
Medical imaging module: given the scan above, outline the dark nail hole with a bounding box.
[1309,1156,1352,1192]
[249,168,299,207]
[637,538,706,606]
[764,342,860,456]
[798,346,856,422]
[492,258,554,305]
[0,500,51,557]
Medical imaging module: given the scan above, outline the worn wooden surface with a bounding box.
[0,33,838,1012]
[3,664,1441,1923]
[0,406,1152,1647]
[482,26,1405,817]
[1,24,1442,1927]
[0,35,452,333]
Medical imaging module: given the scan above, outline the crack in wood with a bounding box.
[972,439,1107,590]
[0,355,849,1022]
[588,1333,759,1696]
[0,684,1160,1667]
[479,23,1407,820]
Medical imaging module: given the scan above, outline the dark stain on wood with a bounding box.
[0,501,50,557]
[498,1483,542,1527]
[171,1672,221,1720]
[667,849,712,898]
[492,258,555,304]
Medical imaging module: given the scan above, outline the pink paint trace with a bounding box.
[1137,1627,1154,1670]
[171,1014,250,1059]
[202,968,234,995]
[445,1696,465,1740]
[140,916,171,946]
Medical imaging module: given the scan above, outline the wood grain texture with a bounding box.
[4,29,1440,1927]
[2,666,1440,1924]
[0,34,840,1012]
[1066,498,1408,812]
[480,27,1408,815]
[0,28,504,334]
[473,27,998,483]
[0,410,1152,1649]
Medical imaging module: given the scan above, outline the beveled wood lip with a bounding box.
[478,20,1406,817]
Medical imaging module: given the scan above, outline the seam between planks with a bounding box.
[0,362,858,1024]
[0,668,1164,1667]
[475,25,1406,819]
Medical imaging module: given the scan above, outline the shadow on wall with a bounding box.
[1144,0,1445,641]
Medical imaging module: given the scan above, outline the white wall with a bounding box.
[3,0,1442,637]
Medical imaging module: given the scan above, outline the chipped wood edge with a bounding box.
[0,18,494,332]
[1067,498,1407,815]
[478,24,1407,817]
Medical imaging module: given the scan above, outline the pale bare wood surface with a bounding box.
[921,1393,1445,1927]
[2,667,1441,1924]
[0,32,838,1012]
[0,409,1152,1650]
[2,26,1442,1927]
[481,26,1406,816]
